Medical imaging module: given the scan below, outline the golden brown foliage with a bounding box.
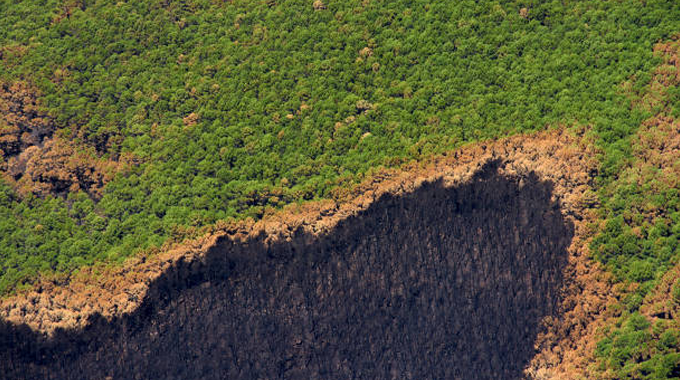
[0,81,129,198]
[312,0,326,10]
[624,37,680,112]
[4,138,126,199]
[0,81,53,159]
[182,112,200,127]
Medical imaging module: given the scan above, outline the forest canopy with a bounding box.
[1,1,680,375]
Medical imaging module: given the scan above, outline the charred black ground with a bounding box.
[0,162,573,379]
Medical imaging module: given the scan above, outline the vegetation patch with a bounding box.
[0,0,678,296]
[590,37,680,380]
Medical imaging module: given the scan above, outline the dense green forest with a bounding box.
[1,0,680,376]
